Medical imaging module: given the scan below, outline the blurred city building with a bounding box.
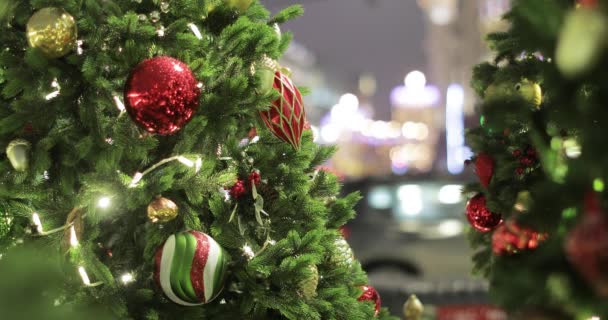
[320,0,512,179]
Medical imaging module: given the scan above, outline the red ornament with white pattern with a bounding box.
[260,71,306,149]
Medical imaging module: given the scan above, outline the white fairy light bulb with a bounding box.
[69,226,79,247]
[78,266,91,286]
[32,212,43,233]
[97,197,111,209]
[121,272,135,284]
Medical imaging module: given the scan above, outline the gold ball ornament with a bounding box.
[329,238,355,268]
[147,197,179,223]
[515,79,542,109]
[299,265,319,300]
[6,139,31,172]
[485,78,542,108]
[226,0,253,13]
[26,7,77,58]
[403,294,424,320]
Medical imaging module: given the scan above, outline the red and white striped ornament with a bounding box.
[154,231,228,306]
[260,71,306,149]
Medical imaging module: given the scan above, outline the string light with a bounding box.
[129,172,144,188]
[129,155,203,188]
[45,78,61,100]
[177,156,194,167]
[77,40,84,55]
[195,157,202,173]
[113,96,126,112]
[32,213,43,233]
[156,25,165,37]
[120,272,135,284]
[97,197,111,209]
[69,226,79,247]
[188,23,203,39]
[242,244,255,260]
[78,266,91,286]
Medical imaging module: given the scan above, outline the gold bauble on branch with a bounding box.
[329,238,355,268]
[226,0,253,13]
[147,196,179,223]
[403,294,424,320]
[26,7,77,58]
[485,78,542,109]
[6,139,31,172]
[515,79,542,109]
[298,265,319,300]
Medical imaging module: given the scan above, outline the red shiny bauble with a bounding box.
[124,56,200,135]
[475,153,494,188]
[565,193,608,297]
[466,194,503,233]
[260,71,306,149]
[492,220,547,256]
[358,285,381,317]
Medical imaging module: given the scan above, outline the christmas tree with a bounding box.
[0,1,396,319]
[466,0,608,318]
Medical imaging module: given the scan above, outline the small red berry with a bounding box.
[527,148,537,157]
[515,167,525,175]
[512,149,522,157]
[520,157,534,166]
[229,179,247,199]
[249,171,261,188]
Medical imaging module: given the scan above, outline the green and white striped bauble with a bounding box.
[154,231,229,306]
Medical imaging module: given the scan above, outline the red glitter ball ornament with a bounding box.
[475,153,494,188]
[492,220,547,256]
[124,56,201,135]
[229,179,247,199]
[466,194,503,233]
[260,71,306,149]
[565,193,608,297]
[358,285,381,317]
